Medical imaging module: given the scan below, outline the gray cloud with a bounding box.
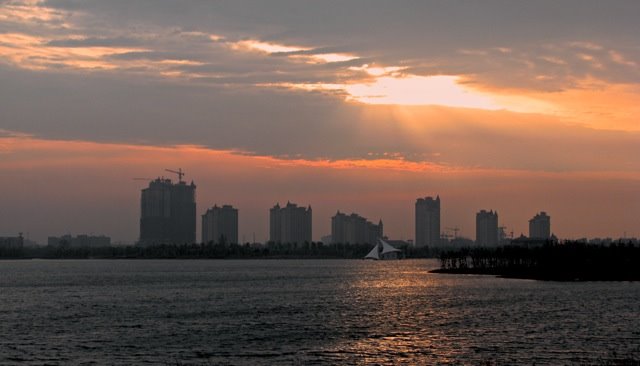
[1,64,639,173]
[41,1,640,56]
[3,1,638,90]
[45,37,145,48]
[1,0,639,172]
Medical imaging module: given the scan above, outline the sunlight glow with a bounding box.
[232,40,310,54]
[308,53,359,63]
[346,74,501,109]
[230,39,357,63]
[268,62,557,113]
[158,59,206,66]
[350,65,406,77]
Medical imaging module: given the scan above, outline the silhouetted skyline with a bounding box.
[1,1,639,244]
[133,177,565,246]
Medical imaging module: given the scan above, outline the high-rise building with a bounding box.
[202,204,238,244]
[529,212,551,239]
[415,196,441,247]
[331,211,383,244]
[269,202,312,244]
[139,178,196,245]
[476,210,499,246]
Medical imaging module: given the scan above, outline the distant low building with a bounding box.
[48,234,111,247]
[0,234,24,249]
[0,234,24,257]
[511,234,554,248]
[448,237,475,247]
[383,239,412,250]
[202,204,238,244]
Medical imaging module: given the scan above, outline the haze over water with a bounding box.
[1,259,639,365]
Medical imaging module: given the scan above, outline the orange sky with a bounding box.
[1,136,638,243]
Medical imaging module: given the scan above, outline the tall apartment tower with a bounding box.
[202,204,238,244]
[139,178,196,245]
[476,210,499,246]
[529,212,551,239]
[269,202,312,244]
[331,211,383,244]
[415,196,441,247]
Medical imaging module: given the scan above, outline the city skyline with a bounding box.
[1,1,639,244]
[1,168,636,245]
[2,3,639,365]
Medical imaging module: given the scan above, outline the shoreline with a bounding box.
[0,256,435,260]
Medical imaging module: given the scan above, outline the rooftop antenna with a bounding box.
[165,168,185,183]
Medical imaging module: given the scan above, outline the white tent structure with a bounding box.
[364,244,380,260]
[364,239,402,260]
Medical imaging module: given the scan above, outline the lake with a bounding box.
[1,259,639,365]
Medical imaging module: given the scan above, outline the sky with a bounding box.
[1,0,639,244]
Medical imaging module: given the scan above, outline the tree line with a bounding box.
[435,241,640,280]
[0,241,435,259]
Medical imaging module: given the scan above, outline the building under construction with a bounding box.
[139,172,196,246]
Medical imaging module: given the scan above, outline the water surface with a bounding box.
[1,259,639,365]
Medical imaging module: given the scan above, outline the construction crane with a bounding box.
[165,168,185,183]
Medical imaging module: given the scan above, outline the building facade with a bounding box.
[476,209,499,246]
[139,178,196,245]
[202,204,238,244]
[0,235,24,249]
[415,196,441,247]
[269,202,312,244]
[331,211,383,244]
[529,212,551,239]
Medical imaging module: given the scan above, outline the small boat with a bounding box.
[364,239,402,260]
